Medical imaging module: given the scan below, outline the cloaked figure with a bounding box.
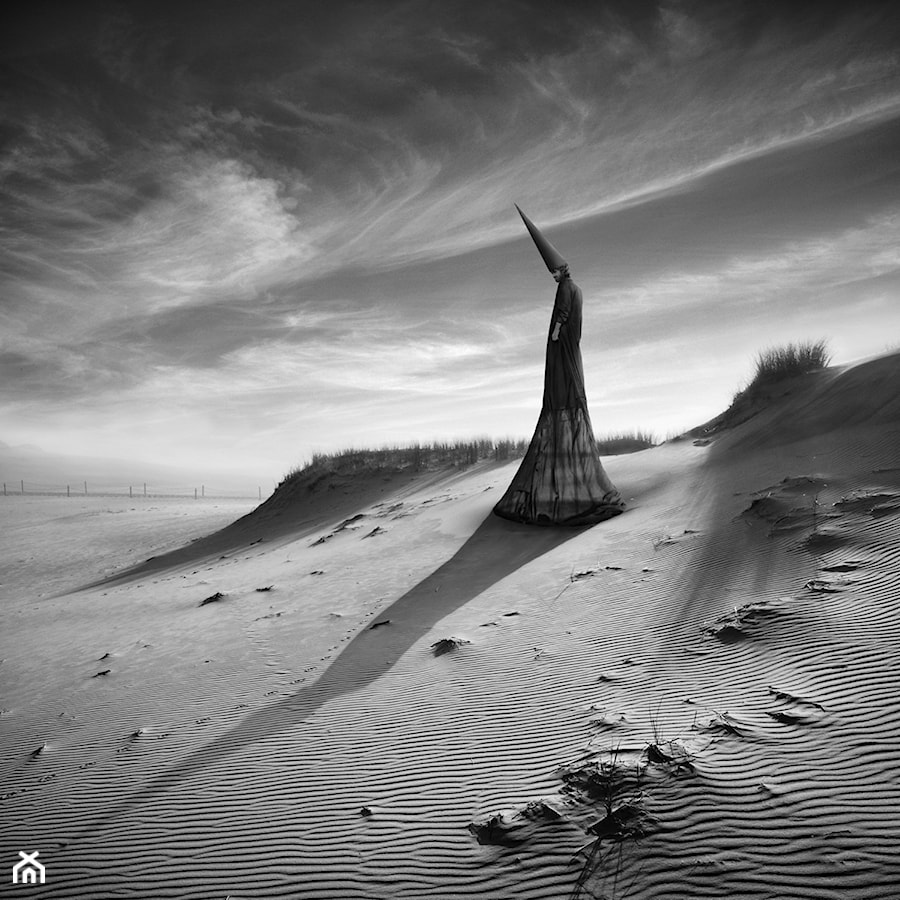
[493,206,625,526]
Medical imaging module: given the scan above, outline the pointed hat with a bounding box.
[515,204,567,272]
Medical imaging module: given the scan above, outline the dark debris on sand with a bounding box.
[431,636,470,656]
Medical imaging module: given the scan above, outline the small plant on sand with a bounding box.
[645,705,695,774]
[750,339,832,384]
[697,339,832,436]
[734,338,832,406]
[563,746,649,900]
[566,709,701,899]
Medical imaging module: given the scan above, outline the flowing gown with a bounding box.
[493,276,625,526]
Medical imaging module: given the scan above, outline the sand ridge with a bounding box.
[1,353,899,898]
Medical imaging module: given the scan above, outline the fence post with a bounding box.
[144,483,147,497]
[129,486,133,498]
[194,488,198,500]
[21,480,24,494]
[201,484,205,498]
[258,486,261,500]
[84,481,88,496]
[67,485,70,497]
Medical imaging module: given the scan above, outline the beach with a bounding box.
[2,352,899,899]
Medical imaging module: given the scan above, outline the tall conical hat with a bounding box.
[515,204,567,272]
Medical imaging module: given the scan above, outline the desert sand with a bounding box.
[2,352,899,899]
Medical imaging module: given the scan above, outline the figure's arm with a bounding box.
[551,282,572,341]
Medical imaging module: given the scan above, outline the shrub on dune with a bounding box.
[733,339,832,407]
[749,339,832,387]
[695,339,833,437]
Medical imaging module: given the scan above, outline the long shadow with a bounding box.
[667,443,824,629]
[80,469,427,590]
[78,512,584,838]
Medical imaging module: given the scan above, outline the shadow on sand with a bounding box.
[80,511,585,838]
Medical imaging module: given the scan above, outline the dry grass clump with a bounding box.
[696,339,833,437]
[730,339,831,410]
[749,339,832,388]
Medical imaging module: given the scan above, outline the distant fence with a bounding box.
[1,480,268,500]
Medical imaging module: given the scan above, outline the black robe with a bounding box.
[493,276,625,526]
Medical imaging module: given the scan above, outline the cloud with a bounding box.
[276,3,900,274]
[119,157,311,304]
[1,149,311,327]
[7,3,900,283]
[3,1,900,473]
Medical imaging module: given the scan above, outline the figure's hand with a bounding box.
[551,322,561,342]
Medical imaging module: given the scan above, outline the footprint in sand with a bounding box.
[766,686,827,726]
[739,477,828,535]
[703,600,780,643]
[430,636,470,656]
[834,489,900,515]
[338,514,367,530]
[587,709,628,732]
[468,801,564,849]
[697,710,752,738]
[821,561,861,573]
[804,576,851,594]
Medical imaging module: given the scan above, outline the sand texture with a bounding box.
[2,353,900,899]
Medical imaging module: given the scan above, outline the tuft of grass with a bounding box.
[749,339,832,388]
[564,745,649,900]
[726,339,832,409]
[730,339,831,410]
[697,339,833,437]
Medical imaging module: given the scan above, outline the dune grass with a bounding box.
[694,339,833,437]
[749,339,832,387]
[596,430,657,456]
[280,438,527,486]
[280,430,656,486]
[730,339,832,409]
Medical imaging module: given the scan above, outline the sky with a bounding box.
[2,0,900,485]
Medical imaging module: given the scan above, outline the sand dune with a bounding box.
[2,352,899,899]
